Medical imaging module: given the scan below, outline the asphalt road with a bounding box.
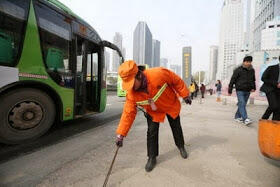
[0,91,124,164]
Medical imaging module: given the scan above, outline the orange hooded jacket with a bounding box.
[116,67,189,137]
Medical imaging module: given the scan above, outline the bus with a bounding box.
[0,0,123,144]
[117,75,127,97]
[107,72,118,91]
[117,64,149,97]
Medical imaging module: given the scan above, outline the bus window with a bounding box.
[92,53,98,80]
[86,53,98,82]
[76,55,83,73]
[76,37,84,74]
[0,0,29,66]
[86,51,99,108]
[34,2,72,86]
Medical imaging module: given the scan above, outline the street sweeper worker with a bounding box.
[115,60,192,172]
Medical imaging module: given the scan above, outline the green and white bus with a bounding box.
[117,75,127,97]
[0,0,123,144]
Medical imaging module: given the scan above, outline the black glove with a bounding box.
[184,97,192,105]
[115,134,124,147]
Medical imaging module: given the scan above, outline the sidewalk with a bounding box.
[220,94,268,106]
[38,95,279,187]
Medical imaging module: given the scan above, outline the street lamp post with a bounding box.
[198,71,201,85]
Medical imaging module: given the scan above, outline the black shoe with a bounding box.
[178,146,188,159]
[145,157,157,172]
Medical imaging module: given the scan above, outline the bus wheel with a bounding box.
[0,88,56,144]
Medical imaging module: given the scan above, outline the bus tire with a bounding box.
[0,88,56,144]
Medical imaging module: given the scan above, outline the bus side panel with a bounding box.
[17,1,74,121]
[99,50,107,112]
[117,75,127,97]
[99,88,107,112]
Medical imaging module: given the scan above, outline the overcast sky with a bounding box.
[59,0,223,73]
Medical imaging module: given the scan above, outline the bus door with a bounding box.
[85,42,101,112]
[74,37,87,115]
[74,37,101,115]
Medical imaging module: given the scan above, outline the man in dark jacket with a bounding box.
[200,84,206,98]
[228,56,256,125]
[260,56,280,121]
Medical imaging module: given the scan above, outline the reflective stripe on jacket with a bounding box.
[116,68,189,136]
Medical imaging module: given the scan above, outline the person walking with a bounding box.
[228,56,256,125]
[260,56,280,121]
[189,82,196,100]
[209,88,213,95]
[194,82,199,98]
[115,60,192,172]
[200,83,206,98]
[262,107,273,119]
[215,80,222,102]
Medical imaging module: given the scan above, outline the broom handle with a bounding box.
[103,146,120,187]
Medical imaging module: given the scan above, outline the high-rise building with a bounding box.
[217,0,244,80]
[244,0,256,50]
[261,17,280,50]
[209,46,219,82]
[152,40,160,67]
[104,51,110,72]
[170,64,181,77]
[182,47,192,86]
[160,58,168,68]
[112,32,122,72]
[253,0,280,51]
[204,71,210,84]
[133,21,153,66]
[244,0,251,48]
[248,0,256,52]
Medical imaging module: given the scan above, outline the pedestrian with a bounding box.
[189,82,195,100]
[115,60,192,172]
[228,56,256,125]
[262,107,273,119]
[215,80,222,102]
[200,83,206,98]
[194,82,199,98]
[260,56,280,121]
[209,88,213,95]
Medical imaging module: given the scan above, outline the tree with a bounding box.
[192,71,205,84]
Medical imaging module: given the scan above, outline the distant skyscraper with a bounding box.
[152,40,160,67]
[182,47,192,86]
[105,51,110,72]
[261,17,280,50]
[217,0,244,80]
[133,21,153,67]
[253,0,280,51]
[112,32,122,72]
[244,0,252,49]
[209,46,218,82]
[247,0,256,52]
[160,58,168,68]
[170,64,181,77]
